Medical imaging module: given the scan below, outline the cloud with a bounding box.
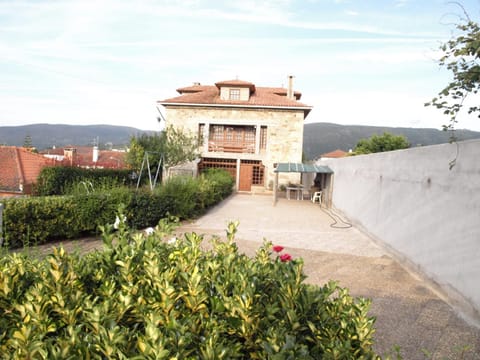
[1,0,477,132]
[306,90,447,130]
[395,0,409,8]
[345,10,359,16]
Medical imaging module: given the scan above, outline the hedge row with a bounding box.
[0,218,380,358]
[1,169,234,249]
[35,166,139,196]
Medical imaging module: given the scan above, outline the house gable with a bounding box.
[0,146,53,195]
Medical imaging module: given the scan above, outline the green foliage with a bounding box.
[128,169,233,229]
[1,170,233,249]
[353,132,410,155]
[35,166,137,196]
[425,10,480,130]
[23,134,33,149]
[125,125,199,173]
[125,132,163,172]
[62,177,125,196]
[0,215,380,359]
[1,189,132,248]
[162,125,199,169]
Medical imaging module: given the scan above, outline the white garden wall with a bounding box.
[319,139,480,325]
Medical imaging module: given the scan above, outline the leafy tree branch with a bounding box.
[125,126,199,176]
[426,4,480,130]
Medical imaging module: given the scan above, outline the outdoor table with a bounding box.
[286,185,304,200]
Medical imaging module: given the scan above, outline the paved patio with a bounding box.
[176,194,480,359]
[28,194,480,359]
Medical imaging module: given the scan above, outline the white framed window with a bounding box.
[229,88,240,100]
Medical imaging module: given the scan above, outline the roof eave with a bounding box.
[158,102,312,116]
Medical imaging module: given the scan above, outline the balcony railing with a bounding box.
[208,141,255,154]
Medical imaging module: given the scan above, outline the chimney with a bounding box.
[287,75,294,100]
[64,147,76,166]
[92,146,99,163]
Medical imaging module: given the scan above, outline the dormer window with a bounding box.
[229,88,240,100]
[216,80,255,101]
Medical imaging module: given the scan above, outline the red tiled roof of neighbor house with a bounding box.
[320,149,348,159]
[159,79,312,116]
[41,146,127,169]
[0,146,53,194]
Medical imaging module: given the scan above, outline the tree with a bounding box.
[162,125,199,169]
[125,126,199,179]
[23,134,32,148]
[125,133,163,172]
[425,7,480,130]
[22,134,37,152]
[353,132,410,155]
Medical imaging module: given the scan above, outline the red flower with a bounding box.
[272,245,284,253]
[280,253,292,262]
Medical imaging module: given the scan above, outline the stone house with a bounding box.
[158,77,312,191]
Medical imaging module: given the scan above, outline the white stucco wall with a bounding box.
[319,139,480,324]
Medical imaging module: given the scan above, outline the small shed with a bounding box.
[273,162,334,206]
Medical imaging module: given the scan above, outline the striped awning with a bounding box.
[274,162,333,173]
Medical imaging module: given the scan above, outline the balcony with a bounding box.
[208,141,255,154]
[204,124,266,155]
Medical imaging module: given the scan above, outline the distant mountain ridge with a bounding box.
[0,124,156,150]
[303,123,480,159]
[1,122,479,159]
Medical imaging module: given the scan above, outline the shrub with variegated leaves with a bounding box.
[0,210,380,359]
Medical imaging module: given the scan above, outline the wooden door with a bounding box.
[239,164,253,191]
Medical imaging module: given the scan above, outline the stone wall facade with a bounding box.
[165,106,305,188]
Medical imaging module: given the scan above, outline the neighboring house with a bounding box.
[40,146,127,169]
[317,149,348,161]
[0,146,53,197]
[158,77,312,191]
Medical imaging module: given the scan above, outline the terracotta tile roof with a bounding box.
[320,149,348,158]
[175,85,212,94]
[0,146,53,193]
[159,79,312,116]
[214,79,256,92]
[41,146,127,169]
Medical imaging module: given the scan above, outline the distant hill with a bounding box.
[0,124,156,150]
[303,123,480,160]
[2,122,479,160]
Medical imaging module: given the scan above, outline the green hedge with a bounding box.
[0,218,380,358]
[35,166,139,196]
[1,170,234,249]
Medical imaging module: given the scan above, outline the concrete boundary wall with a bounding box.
[319,139,480,326]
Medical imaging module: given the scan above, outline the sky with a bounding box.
[1,0,480,132]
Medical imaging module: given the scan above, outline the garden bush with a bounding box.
[35,166,138,196]
[0,215,380,359]
[1,189,133,248]
[1,170,234,249]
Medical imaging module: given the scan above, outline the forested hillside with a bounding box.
[0,124,156,150]
[2,122,479,159]
[303,123,480,159]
